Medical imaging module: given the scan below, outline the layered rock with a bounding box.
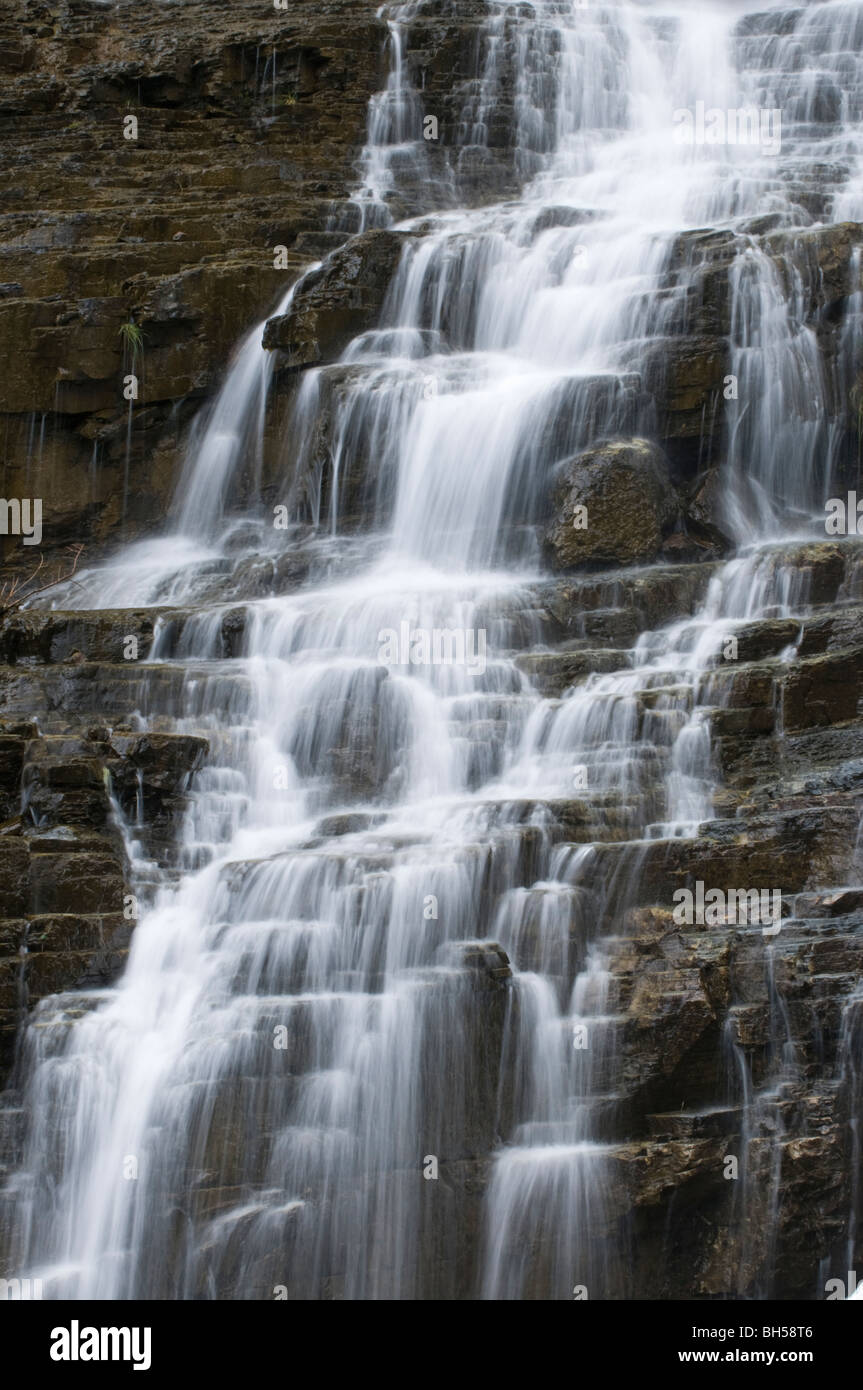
[262,227,413,367]
[0,0,389,562]
[0,690,208,1081]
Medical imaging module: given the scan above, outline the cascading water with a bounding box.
[3,0,863,1300]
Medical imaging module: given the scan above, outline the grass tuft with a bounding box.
[118,320,144,357]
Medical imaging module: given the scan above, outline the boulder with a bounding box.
[545,438,681,570]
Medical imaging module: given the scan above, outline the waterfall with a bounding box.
[173,284,296,542]
[3,0,863,1300]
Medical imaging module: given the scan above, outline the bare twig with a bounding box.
[0,545,86,621]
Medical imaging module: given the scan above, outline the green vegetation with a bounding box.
[118,320,145,358]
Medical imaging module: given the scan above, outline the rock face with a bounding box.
[0,704,208,1078]
[0,0,559,573]
[0,0,389,560]
[0,600,210,1074]
[262,228,412,367]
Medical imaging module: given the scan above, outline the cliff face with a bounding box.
[0,0,387,557]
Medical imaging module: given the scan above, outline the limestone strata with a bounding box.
[0,716,207,1079]
[0,0,387,560]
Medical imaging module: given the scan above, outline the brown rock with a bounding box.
[545,438,680,570]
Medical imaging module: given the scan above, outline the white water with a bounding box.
[3,0,863,1299]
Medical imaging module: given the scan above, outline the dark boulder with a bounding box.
[545,438,681,570]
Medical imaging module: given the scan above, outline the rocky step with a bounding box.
[0,717,210,939]
[575,911,863,1133]
[5,540,859,675]
[514,648,633,696]
[515,619,863,712]
[585,804,859,923]
[0,659,254,725]
[645,1106,742,1140]
[0,608,160,666]
[0,910,131,1075]
[536,561,720,639]
[713,713,863,810]
[11,727,208,824]
[709,642,863,726]
[1,582,565,665]
[221,819,545,909]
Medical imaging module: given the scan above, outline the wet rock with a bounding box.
[0,910,130,1078]
[767,221,863,315]
[0,723,32,820]
[530,205,600,236]
[515,647,629,696]
[273,361,391,531]
[22,741,112,830]
[709,704,775,737]
[545,438,681,570]
[0,659,231,723]
[667,227,738,337]
[798,602,863,657]
[782,647,863,731]
[796,887,863,918]
[315,812,385,837]
[0,0,395,555]
[262,229,412,367]
[108,732,208,858]
[109,732,209,790]
[576,607,641,646]
[288,664,397,801]
[683,468,735,555]
[624,966,717,1090]
[795,543,847,605]
[29,851,125,916]
[459,940,512,986]
[425,943,512,1163]
[0,839,28,917]
[641,335,728,463]
[544,563,717,636]
[720,617,800,664]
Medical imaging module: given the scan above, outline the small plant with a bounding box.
[118,320,144,358]
[283,94,296,107]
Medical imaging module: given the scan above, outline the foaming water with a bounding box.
[4,0,863,1300]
